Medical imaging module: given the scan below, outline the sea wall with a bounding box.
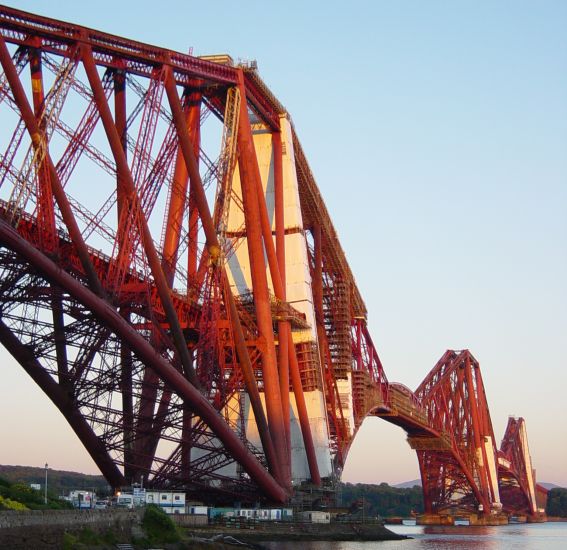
[171,513,208,527]
[0,508,142,548]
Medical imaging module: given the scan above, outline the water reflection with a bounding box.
[262,522,567,550]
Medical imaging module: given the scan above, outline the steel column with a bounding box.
[28,44,56,251]
[288,332,322,485]
[113,67,127,221]
[235,70,287,486]
[186,87,201,279]
[311,224,329,405]
[162,86,202,286]
[272,128,290,479]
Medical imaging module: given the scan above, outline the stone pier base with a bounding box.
[416,514,454,525]
[417,513,509,526]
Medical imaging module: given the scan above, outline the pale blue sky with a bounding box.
[0,1,565,486]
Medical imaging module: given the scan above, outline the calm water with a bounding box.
[262,522,567,550]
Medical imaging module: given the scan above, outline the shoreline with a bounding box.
[185,522,407,543]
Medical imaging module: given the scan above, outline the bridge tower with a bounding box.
[498,416,544,519]
[413,350,503,519]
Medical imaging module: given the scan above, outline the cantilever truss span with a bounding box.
[0,5,544,516]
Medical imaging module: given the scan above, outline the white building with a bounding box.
[145,491,186,514]
[68,490,95,509]
[299,511,330,524]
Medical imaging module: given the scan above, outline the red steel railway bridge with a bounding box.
[0,6,545,520]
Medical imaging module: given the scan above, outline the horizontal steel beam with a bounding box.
[0,5,281,129]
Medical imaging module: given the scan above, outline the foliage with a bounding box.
[0,494,29,510]
[339,482,424,517]
[141,504,181,544]
[546,488,567,517]
[0,478,72,510]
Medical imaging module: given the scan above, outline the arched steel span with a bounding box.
[0,6,543,516]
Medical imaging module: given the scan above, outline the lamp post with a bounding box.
[44,463,48,505]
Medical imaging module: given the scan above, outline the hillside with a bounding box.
[540,482,564,490]
[393,479,422,489]
[339,482,424,517]
[0,465,109,496]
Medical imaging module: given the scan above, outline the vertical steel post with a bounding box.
[162,85,202,286]
[270,125,321,483]
[162,120,190,283]
[112,65,134,482]
[287,332,322,485]
[272,127,291,484]
[355,319,363,371]
[120,320,134,483]
[235,70,287,485]
[311,224,328,395]
[186,88,201,279]
[114,67,127,222]
[162,68,218,258]
[29,43,55,250]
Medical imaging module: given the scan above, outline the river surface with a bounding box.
[262,522,567,550]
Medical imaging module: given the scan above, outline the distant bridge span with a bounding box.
[0,5,544,518]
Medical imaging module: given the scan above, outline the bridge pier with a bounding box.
[526,513,546,523]
[468,514,509,526]
[416,514,455,526]
[416,513,509,526]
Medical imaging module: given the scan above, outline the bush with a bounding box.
[142,504,181,544]
[8,483,44,507]
[61,532,78,550]
[0,495,28,511]
[0,478,72,511]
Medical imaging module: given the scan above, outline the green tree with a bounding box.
[546,488,567,517]
[339,482,423,517]
[141,505,181,544]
